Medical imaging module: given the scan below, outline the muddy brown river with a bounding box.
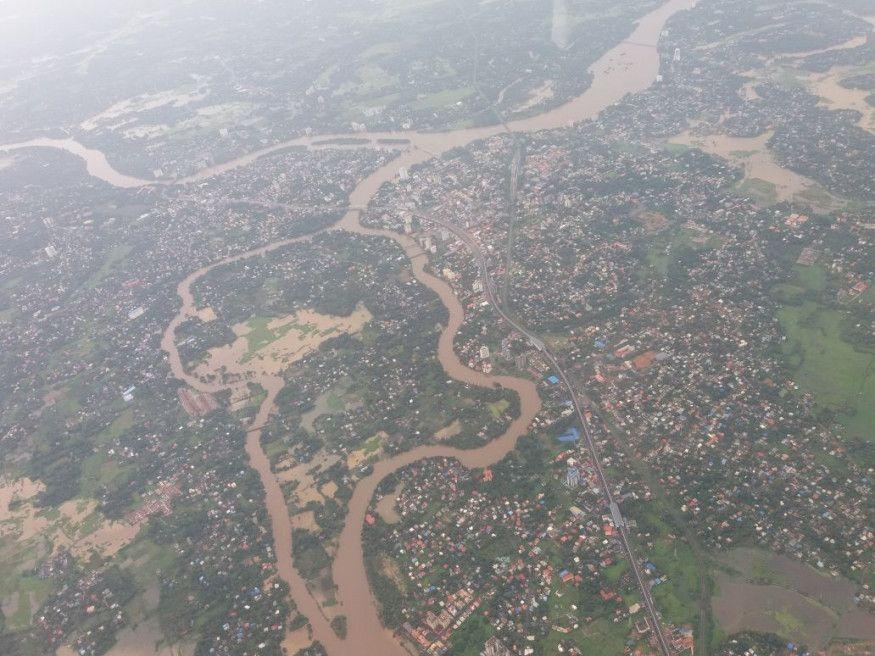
[5,2,694,654]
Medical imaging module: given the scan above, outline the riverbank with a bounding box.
[14,1,696,654]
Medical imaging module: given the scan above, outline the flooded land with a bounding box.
[713,548,875,650]
[6,1,708,653]
[666,127,839,209]
[190,304,372,408]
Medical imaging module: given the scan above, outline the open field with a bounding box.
[713,548,875,650]
[411,87,476,111]
[778,299,875,442]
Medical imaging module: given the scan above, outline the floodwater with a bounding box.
[778,35,868,60]
[805,65,875,133]
[714,548,875,649]
[0,477,138,560]
[0,137,154,188]
[0,0,694,189]
[666,128,823,203]
[190,304,372,407]
[8,1,696,654]
[374,484,403,525]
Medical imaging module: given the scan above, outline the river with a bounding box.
[7,2,694,654]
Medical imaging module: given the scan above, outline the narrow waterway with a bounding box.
[13,2,695,654]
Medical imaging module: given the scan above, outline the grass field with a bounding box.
[775,263,874,444]
[488,399,510,419]
[628,509,701,629]
[362,434,382,454]
[327,393,346,412]
[778,300,875,441]
[736,177,778,205]
[355,64,397,95]
[411,87,475,110]
[0,527,55,632]
[447,613,493,656]
[86,243,133,289]
[550,617,629,656]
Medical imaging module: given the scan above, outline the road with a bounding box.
[422,212,675,656]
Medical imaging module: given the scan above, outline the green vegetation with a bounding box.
[569,618,629,656]
[603,560,628,584]
[355,64,397,94]
[411,87,476,110]
[360,41,403,59]
[79,453,124,497]
[2,576,52,631]
[326,393,345,412]
[86,243,134,289]
[121,537,177,588]
[447,613,493,656]
[488,399,510,419]
[100,408,135,443]
[736,177,779,205]
[330,614,347,638]
[362,434,382,455]
[645,242,670,278]
[292,529,331,579]
[795,183,837,209]
[662,142,691,154]
[650,536,700,626]
[242,315,289,355]
[263,438,287,460]
[778,266,875,440]
[240,315,318,359]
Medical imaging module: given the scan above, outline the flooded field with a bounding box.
[191,304,372,406]
[80,83,210,132]
[778,35,869,61]
[513,80,556,114]
[0,477,140,560]
[666,128,839,209]
[277,450,342,506]
[433,418,462,441]
[9,1,699,653]
[300,384,361,434]
[713,548,875,650]
[806,65,875,133]
[374,484,403,524]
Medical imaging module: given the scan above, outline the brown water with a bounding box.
[15,1,695,653]
[1,0,692,189]
[666,128,829,204]
[805,65,875,134]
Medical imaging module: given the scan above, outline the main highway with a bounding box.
[422,212,675,656]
